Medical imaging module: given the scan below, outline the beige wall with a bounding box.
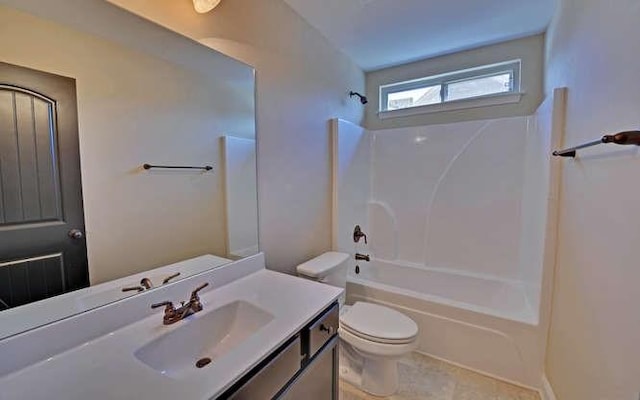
[0,6,253,284]
[544,0,640,399]
[107,0,366,274]
[366,35,545,130]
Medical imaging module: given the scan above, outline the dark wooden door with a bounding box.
[0,62,88,310]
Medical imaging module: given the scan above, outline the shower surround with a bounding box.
[332,89,565,389]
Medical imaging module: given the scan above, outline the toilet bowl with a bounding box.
[296,252,419,397]
[339,302,418,396]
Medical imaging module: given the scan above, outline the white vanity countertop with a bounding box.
[0,254,232,340]
[0,268,342,400]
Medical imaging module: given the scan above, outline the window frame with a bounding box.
[379,60,522,113]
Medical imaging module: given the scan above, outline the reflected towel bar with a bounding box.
[553,130,640,157]
[143,164,213,171]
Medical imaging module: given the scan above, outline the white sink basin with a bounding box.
[134,300,274,378]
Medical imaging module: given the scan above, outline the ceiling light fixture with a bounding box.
[192,0,221,14]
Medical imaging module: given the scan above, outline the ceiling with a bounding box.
[283,0,557,71]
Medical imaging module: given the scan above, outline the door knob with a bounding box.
[68,229,84,240]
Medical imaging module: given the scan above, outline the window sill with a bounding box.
[378,92,524,120]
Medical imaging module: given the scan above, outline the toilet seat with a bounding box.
[340,324,415,345]
[340,302,418,345]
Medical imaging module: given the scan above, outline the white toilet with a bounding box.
[297,252,419,397]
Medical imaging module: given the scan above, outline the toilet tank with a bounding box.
[296,252,350,289]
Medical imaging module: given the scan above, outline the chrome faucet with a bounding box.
[151,283,209,325]
[355,253,370,262]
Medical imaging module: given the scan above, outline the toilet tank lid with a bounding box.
[296,252,350,278]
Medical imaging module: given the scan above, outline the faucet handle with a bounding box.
[151,301,180,325]
[151,301,175,311]
[122,286,144,293]
[353,225,368,244]
[162,272,181,285]
[190,283,209,301]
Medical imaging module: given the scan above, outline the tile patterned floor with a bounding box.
[339,353,540,400]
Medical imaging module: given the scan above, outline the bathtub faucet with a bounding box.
[355,253,370,262]
[353,225,368,244]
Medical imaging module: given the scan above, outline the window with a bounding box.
[379,60,521,114]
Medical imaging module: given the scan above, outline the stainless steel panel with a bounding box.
[309,303,339,358]
[279,336,338,400]
[229,335,301,400]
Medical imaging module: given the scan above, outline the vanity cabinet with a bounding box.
[228,336,303,400]
[223,302,339,400]
[279,336,338,399]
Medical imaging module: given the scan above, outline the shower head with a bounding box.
[350,91,368,105]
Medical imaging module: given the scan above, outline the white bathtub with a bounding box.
[347,259,545,388]
[350,259,536,324]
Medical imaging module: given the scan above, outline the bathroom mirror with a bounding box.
[0,0,258,339]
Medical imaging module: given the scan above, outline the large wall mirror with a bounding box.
[0,0,258,339]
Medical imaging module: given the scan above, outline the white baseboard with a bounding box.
[540,375,558,400]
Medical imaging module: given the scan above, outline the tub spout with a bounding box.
[355,253,370,262]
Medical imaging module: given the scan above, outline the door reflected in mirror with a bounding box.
[0,0,257,339]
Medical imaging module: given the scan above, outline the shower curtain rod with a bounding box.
[552,130,640,157]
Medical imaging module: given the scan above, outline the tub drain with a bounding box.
[196,357,212,368]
